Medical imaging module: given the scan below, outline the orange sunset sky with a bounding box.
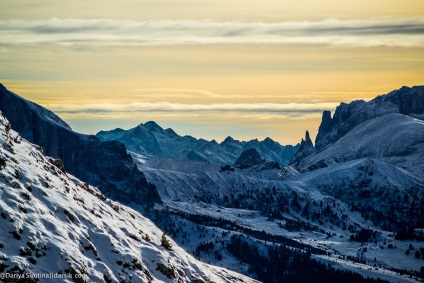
[1,0,423,144]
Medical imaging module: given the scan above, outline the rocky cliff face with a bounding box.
[315,86,424,151]
[0,83,161,207]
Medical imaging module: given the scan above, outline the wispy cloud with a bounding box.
[1,17,423,47]
[46,101,339,118]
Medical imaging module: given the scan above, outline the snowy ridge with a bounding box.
[0,113,257,283]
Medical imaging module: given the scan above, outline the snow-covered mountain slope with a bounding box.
[96,122,299,166]
[131,121,424,281]
[0,83,161,209]
[297,113,424,175]
[297,157,424,229]
[0,113,258,283]
[315,85,424,151]
[136,156,424,282]
[137,150,424,230]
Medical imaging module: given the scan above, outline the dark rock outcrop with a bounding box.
[234,148,265,169]
[0,83,161,207]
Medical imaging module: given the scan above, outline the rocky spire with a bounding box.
[304,130,313,147]
[289,130,316,166]
[315,110,333,150]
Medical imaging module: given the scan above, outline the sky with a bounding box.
[1,0,423,144]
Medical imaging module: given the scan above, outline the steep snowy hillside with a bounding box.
[0,113,258,283]
[0,84,161,208]
[96,122,298,166]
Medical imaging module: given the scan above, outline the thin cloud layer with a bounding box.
[1,17,423,47]
[47,101,339,116]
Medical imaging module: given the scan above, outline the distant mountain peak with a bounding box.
[263,136,279,146]
[222,136,235,143]
[143,121,164,131]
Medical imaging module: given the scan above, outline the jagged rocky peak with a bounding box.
[263,137,274,144]
[234,148,265,169]
[317,110,333,136]
[262,137,281,149]
[304,130,313,147]
[222,136,235,144]
[289,130,316,166]
[380,85,424,115]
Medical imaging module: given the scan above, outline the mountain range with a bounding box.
[97,122,298,166]
[1,83,424,282]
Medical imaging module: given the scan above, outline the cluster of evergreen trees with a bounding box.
[226,235,388,283]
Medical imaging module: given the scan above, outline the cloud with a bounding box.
[0,17,423,47]
[46,101,339,118]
